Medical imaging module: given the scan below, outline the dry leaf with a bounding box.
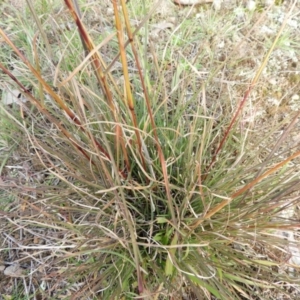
[1,89,27,105]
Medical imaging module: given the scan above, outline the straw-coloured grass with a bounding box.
[0,0,299,299]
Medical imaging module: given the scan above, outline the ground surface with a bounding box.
[0,0,300,299]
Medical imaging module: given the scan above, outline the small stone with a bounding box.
[213,0,222,10]
[263,0,275,5]
[4,264,26,277]
[246,0,256,11]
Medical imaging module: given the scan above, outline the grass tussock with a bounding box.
[0,0,300,299]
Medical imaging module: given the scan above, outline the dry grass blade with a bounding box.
[192,148,300,229]
[118,0,179,277]
[112,0,146,175]
[63,0,114,110]
[0,63,94,162]
[204,0,298,177]
[64,0,131,173]
[1,0,300,298]
[0,28,110,153]
[120,0,177,229]
[25,0,53,60]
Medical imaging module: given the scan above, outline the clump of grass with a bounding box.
[0,0,300,299]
